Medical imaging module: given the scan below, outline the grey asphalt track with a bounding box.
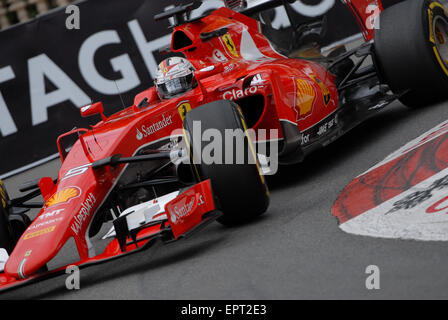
[2,100,448,299]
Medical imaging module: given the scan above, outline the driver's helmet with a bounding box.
[155,57,196,100]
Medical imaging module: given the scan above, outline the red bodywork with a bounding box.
[0,2,384,290]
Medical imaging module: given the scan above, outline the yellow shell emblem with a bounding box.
[46,187,80,207]
[295,78,316,115]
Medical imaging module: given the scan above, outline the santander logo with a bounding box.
[170,196,195,224]
[136,114,173,141]
[136,129,144,141]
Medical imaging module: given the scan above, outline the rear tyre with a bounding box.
[0,180,15,254]
[374,0,448,107]
[183,100,269,226]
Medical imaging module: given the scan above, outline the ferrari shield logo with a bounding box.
[308,74,331,106]
[221,33,239,58]
[178,101,192,121]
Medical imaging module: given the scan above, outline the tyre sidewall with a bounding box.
[183,100,269,225]
[374,0,448,105]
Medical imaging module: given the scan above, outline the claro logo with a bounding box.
[223,86,258,101]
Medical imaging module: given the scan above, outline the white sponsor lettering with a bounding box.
[38,209,64,220]
[317,118,335,136]
[171,197,195,224]
[138,114,173,140]
[28,217,63,230]
[224,63,236,74]
[213,49,228,62]
[223,86,258,101]
[250,74,264,86]
[70,193,96,235]
[301,134,310,145]
[136,128,144,141]
[317,123,327,136]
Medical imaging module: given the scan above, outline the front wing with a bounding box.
[0,179,221,293]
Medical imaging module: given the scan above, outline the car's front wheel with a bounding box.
[183,100,270,226]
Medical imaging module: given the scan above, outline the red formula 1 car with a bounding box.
[1,0,447,291]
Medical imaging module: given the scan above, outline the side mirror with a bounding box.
[80,102,107,121]
[195,64,224,81]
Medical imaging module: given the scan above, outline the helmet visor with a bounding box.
[157,73,194,99]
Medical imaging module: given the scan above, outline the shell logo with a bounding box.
[295,78,316,116]
[45,187,81,207]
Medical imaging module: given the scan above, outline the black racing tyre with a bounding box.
[0,180,14,254]
[183,100,269,226]
[374,0,448,107]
